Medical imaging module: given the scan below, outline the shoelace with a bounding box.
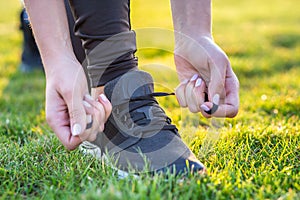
[125,92,178,133]
[130,92,175,101]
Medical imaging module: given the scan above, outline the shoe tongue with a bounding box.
[104,70,154,106]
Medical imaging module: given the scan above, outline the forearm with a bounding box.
[24,0,77,74]
[170,0,212,39]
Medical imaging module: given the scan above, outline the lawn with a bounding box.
[0,0,299,199]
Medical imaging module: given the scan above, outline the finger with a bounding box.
[193,78,206,110]
[82,100,95,115]
[84,94,98,108]
[48,111,83,150]
[209,65,239,117]
[86,119,93,130]
[97,94,112,121]
[185,74,200,113]
[221,68,239,117]
[83,94,101,131]
[84,94,108,120]
[45,88,83,150]
[201,102,236,118]
[52,123,82,150]
[82,99,95,128]
[82,104,103,140]
[75,97,98,140]
[86,114,92,125]
[64,91,87,137]
[201,68,239,118]
[175,79,188,107]
[89,101,105,132]
[226,66,240,106]
[200,95,219,118]
[207,55,227,103]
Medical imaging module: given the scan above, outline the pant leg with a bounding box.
[68,0,138,87]
[20,9,43,70]
[20,2,86,68]
[64,0,85,64]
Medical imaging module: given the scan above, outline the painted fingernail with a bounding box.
[99,94,109,102]
[83,100,92,108]
[200,104,210,112]
[195,78,202,87]
[86,115,92,123]
[190,74,198,82]
[85,94,94,101]
[72,123,82,136]
[213,94,220,105]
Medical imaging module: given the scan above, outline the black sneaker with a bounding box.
[81,70,205,177]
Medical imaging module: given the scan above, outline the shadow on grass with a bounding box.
[270,33,300,49]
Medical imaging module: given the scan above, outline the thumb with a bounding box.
[206,58,227,111]
[97,93,112,121]
[65,91,86,136]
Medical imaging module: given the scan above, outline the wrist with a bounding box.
[174,33,214,54]
[43,55,81,77]
[175,29,212,42]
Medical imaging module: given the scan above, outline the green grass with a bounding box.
[1,0,300,199]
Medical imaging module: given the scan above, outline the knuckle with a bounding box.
[228,108,239,118]
[69,108,84,120]
[46,112,55,126]
[65,143,78,151]
[85,107,95,115]
[60,86,73,99]
[189,105,199,113]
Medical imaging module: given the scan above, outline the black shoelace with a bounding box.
[126,92,177,132]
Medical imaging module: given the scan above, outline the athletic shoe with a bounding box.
[81,70,205,176]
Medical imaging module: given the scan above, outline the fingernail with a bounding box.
[86,115,92,123]
[200,104,210,112]
[213,94,220,105]
[72,123,82,136]
[99,94,109,102]
[85,94,93,101]
[190,74,198,82]
[83,100,92,108]
[195,78,202,87]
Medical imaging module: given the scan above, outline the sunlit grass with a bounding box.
[0,0,299,199]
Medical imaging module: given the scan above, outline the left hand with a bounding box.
[174,35,239,118]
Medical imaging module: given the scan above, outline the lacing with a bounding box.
[116,92,178,132]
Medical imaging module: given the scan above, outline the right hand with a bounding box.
[45,58,111,150]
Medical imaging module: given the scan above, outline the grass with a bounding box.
[0,0,299,199]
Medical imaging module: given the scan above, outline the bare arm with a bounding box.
[24,0,112,150]
[24,0,77,74]
[171,0,212,38]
